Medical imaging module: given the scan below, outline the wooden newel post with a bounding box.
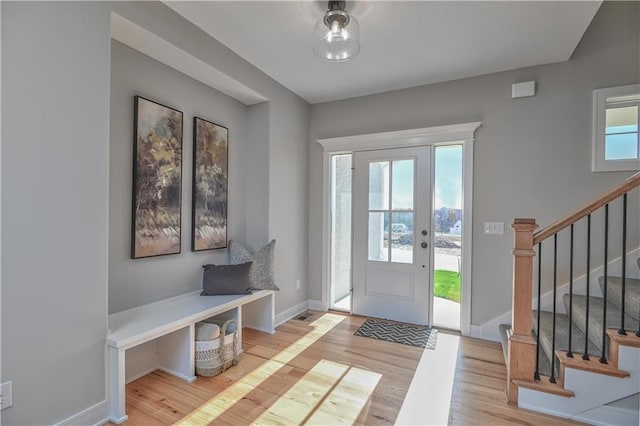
[507,218,538,404]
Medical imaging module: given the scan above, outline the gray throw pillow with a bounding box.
[201,262,253,296]
[229,239,279,291]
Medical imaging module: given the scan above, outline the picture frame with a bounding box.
[131,96,183,259]
[192,117,229,251]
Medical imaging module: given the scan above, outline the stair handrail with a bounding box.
[506,170,640,404]
[534,171,640,244]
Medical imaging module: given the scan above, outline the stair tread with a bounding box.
[607,329,640,348]
[531,311,592,380]
[555,350,631,378]
[533,310,600,357]
[513,377,574,398]
[567,294,640,353]
[598,276,640,320]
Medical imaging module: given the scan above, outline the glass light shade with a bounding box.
[313,10,360,62]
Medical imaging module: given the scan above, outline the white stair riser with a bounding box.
[518,346,639,418]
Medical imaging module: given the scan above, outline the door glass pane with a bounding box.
[368,212,389,261]
[369,161,389,210]
[330,154,352,310]
[391,212,413,263]
[433,145,463,330]
[392,159,414,210]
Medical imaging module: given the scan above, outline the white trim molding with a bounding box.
[110,12,266,106]
[53,400,109,426]
[459,138,475,336]
[274,300,309,327]
[317,122,482,152]
[318,121,481,334]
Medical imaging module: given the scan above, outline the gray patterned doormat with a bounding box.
[354,319,438,350]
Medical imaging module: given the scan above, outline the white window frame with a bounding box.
[592,84,640,172]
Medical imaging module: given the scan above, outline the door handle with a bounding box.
[421,242,428,249]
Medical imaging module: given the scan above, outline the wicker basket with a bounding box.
[195,319,239,377]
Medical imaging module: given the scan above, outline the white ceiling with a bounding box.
[165,1,601,104]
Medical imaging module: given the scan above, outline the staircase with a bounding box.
[531,260,639,378]
[502,172,640,425]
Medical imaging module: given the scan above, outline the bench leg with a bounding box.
[107,346,128,424]
[242,292,275,334]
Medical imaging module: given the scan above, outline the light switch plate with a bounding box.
[484,222,504,235]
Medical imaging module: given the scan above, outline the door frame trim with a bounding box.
[318,121,481,335]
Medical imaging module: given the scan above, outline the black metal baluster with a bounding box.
[567,224,574,357]
[600,204,609,364]
[550,234,558,383]
[583,215,591,360]
[534,243,542,381]
[619,194,627,335]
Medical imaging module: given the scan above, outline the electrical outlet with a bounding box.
[1,381,13,410]
[296,279,301,290]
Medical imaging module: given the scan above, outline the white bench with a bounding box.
[106,289,275,424]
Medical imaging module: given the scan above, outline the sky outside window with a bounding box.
[435,145,463,209]
[605,105,638,160]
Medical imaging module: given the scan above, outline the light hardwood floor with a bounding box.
[117,312,584,425]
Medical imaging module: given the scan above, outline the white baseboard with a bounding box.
[308,300,323,311]
[124,339,159,383]
[53,399,109,426]
[475,311,512,342]
[128,366,196,385]
[476,246,640,342]
[571,405,639,426]
[469,325,487,340]
[273,300,327,327]
[108,414,129,425]
[274,300,309,327]
[126,366,158,385]
[157,366,196,383]
[244,324,275,334]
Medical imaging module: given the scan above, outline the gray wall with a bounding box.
[2,1,309,424]
[268,92,311,311]
[1,2,111,424]
[109,40,249,313]
[245,102,270,249]
[109,1,310,316]
[308,1,640,325]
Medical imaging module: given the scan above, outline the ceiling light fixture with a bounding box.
[313,1,360,62]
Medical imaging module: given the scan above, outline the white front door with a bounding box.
[352,147,431,325]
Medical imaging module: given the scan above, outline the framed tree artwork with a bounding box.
[192,117,228,251]
[131,96,183,259]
